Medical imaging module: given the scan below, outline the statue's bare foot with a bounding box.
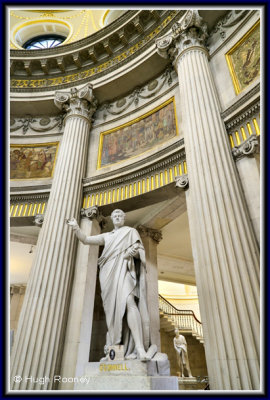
[145,344,157,360]
[125,352,137,360]
[136,347,148,361]
[100,355,108,361]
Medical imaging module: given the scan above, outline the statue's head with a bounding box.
[111,209,126,228]
[175,328,179,335]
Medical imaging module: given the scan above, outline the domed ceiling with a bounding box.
[10,9,126,49]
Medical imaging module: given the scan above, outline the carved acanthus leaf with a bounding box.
[54,83,98,123]
[99,67,175,120]
[156,11,208,64]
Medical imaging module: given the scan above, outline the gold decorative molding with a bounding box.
[10,201,47,218]
[82,160,187,208]
[228,116,260,149]
[10,11,178,89]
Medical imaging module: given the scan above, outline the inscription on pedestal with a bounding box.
[99,363,130,372]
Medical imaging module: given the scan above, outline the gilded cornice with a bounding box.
[10,10,184,91]
[83,141,185,193]
[225,101,260,131]
[83,140,184,187]
[10,142,186,208]
[10,193,50,202]
[221,82,260,120]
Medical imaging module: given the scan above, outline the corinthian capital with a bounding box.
[54,83,98,124]
[156,10,208,65]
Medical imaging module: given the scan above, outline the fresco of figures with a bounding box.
[99,100,178,167]
[227,21,260,93]
[10,143,58,179]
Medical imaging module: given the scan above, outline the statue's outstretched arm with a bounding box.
[66,218,105,245]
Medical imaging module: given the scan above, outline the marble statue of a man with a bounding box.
[67,209,156,361]
[173,329,193,378]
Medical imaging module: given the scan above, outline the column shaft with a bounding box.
[178,47,260,389]
[235,156,260,244]
[10,114,91,390]
[141,235,161,351]
[60,217,100,389]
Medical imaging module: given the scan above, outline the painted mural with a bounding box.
[98,99,178,168]
[10,143,58,179]
[227,21,260,94]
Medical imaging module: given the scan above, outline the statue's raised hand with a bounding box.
[66,217,78,229]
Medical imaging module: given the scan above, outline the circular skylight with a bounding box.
[23,34,66,50]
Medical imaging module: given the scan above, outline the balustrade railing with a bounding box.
[159,294,203,339]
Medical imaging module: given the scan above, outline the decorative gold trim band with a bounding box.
[228,116,260,149]
[11,11,178,89]
[83,160,187,208]
[10,201,47,218]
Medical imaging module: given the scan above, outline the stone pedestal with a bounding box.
[178,377,200,390]
[70,360,178,391]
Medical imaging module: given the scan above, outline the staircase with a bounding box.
[159,294,204,344]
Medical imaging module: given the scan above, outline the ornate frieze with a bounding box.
[54,83,98,123]
[97,67,177,122]
[156,11,208,66]
[223,95,260,151]
[175,174,189,189]
[10,10,183,91]
[137,225,163,244]
[210,10,249,40]
[10,114,65,135]
[232,134,259,160]
[225,101,260,131]
[82,147,187,209]
[208,10,257,56]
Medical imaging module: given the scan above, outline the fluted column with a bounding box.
[59,207,101,389]
[137,225,162,351]
[157,11,260,390]
[10,84,97,390]
[232,136,260,244]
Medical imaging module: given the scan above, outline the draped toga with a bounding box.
[98,226,150,357]
[174,336,188,365]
